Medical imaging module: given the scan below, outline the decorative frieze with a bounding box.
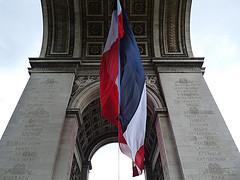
[146,75,158,91]
[70,155,81,180]
[71,76,99,96]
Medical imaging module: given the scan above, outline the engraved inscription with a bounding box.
[40,78,59,87]
[173,78,236,178]
[0,164,31,180]
[2,176,29,180]
[5,164,31,175]
[2,106,50,179]
[174,78,201,105]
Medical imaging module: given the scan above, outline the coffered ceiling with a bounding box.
[39,0,193,61]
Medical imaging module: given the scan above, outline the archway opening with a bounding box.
[71,95,165,179]
[89,143,145,180]
[69,82,166,179]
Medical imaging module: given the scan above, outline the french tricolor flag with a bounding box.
[100,0,147,177]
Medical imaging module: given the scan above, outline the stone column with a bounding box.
[155,111,183,180]
[0,73,75,180]
[52,110,80,180]
[156,59,240,179]
[80,161,92,180]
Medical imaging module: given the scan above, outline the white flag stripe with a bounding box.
[117,0,122,16]
[103,12,118,53]
[123,84,147,160]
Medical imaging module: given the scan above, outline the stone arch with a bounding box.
[69,81,166,112]
[87,135,117,161]
[69,81,100,113]
[69,81,166,179]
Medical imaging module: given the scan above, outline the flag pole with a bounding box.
[118,143,120,180]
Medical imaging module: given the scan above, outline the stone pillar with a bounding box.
[155,111,183,180]
[0,73,75,180]
[156,60,240,179]
[52,110,80,180]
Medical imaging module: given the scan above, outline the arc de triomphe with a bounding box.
[0,0,240,179]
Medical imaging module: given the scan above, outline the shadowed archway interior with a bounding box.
[70,98,164,179]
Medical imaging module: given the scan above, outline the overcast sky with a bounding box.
[0,0,239,179]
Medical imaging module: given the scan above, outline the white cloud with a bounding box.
[191,0,240,151]
[0,0,42,67]
[0,69,29,138]
[204,64,240,150]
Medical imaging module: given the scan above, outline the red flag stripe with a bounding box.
[100,41,119,126]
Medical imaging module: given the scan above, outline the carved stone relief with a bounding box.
[82,0,153,59]
[71,76,99,96]
[159,0,189,56]
[70,155,81,180]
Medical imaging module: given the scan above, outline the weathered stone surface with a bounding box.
[52,113,79,180]
[0,73,74,180]
[159,72,240,179]
[155,113,183,180]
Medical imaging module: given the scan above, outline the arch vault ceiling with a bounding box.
[38,0,193,62]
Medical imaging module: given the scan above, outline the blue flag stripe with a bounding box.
[119,10,145,132]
